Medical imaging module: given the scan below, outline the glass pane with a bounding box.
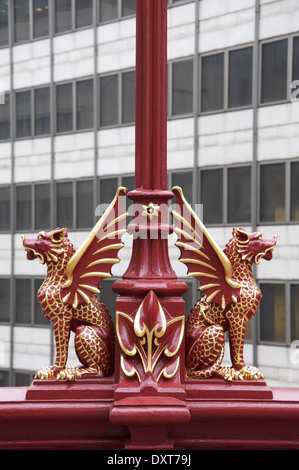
[229,47,252,108]
[55,0,72,33]
[172,60,193,115]
[99,279,117,322]
[99,0,118,22]
[291,162,299,221]
[0,0,8,46]
[122,0,136,17]
[100,75,118,127]
[261,40,287,103]
[201,53,224,112]
[122,71,135,124]
[76,180,93,228]
[33,0,49,38]
[0,187,10,231]
[200,169,223,224]
[260,164,285,222]
[56,181,73,228]
[228,166,251,223]
[260,284,286,343]
[0,93,10,141]
[16,185,32,231]
[122,175,134,192]
[34,87,50,136]
[293,37,299,82]
[172,171,193,205]
[56,83,73,133]
[76,79,93,130]
[35,183,50,230]
[291,285,299,342]
[34,278,48,325]
[0,279,10,323]
[16,279,31,324]
[75,0,92,28]
[16,91,31,138]
[99,178,118,204]
[15,372,33,386]
[14,0,30,43]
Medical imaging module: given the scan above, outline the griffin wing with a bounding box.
[172,186,241,310]
[61,187,128,309]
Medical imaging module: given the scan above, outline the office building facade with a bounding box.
[0,0,298,386]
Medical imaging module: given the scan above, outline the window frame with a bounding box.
[14,276,47,326]
[55,77,94,134]
[168,57,194,118]
[259,36,291,107]
[14,86,51,140]
[54,0,94,35]
[258,159,299,225]
[14,182,51,232]
[198,164,252,227]
[199,44,254,115]
[98,68,135,129]
[13,0,49,45]
[98,0,136,25]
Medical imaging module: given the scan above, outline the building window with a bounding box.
[171,59,193,116]
[0,187,10,231]
[76,79,94,130]
[16,278,31,324]
[75,0,93,29]
[56,80,94,133]
[15,278,47,326]
[16,91,31,138]
[99,0,118,22]
[291,161,299,222]
[16,87,50,138]
[0,93,10,141]
[99,177,118,205]
[98,0,136,23]
[228,47,252,108]
[0,0,8,47]
[227,166,251,224]
[34,87,50,136]
[55,0,92,33]
[14,0,48,43]
[55,0,72,33]
[56,83,73,133]
[122,0,136,17]
[14,0,30,43]
[99,75,118,127]
[171,171,193,205]
[34,278,47,325]
[35,183,50,230]
[0,278,10,323]
[201,53,224,113]
[76,179,94,229]
[33,0,49,38]
[56,181,73,229]
[259,283,286,343]
[259,163,285,223]
[261,39,288,104]
[99,71,135,128]
[200,169,223,224]
[122,71,135,124]
[16,185,32,231]
[291,284,299,342]
[293,36,299,83]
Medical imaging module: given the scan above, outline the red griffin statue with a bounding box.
[172,187,277,382]
[22,188,127,381]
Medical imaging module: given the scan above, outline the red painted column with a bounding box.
[112,0,188,409]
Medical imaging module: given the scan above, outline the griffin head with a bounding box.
[22,227,73,265]
[232,228,277,265]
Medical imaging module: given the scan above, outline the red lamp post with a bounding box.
[110,0,190,448]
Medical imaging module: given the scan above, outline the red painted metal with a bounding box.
[1,0,299,452]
